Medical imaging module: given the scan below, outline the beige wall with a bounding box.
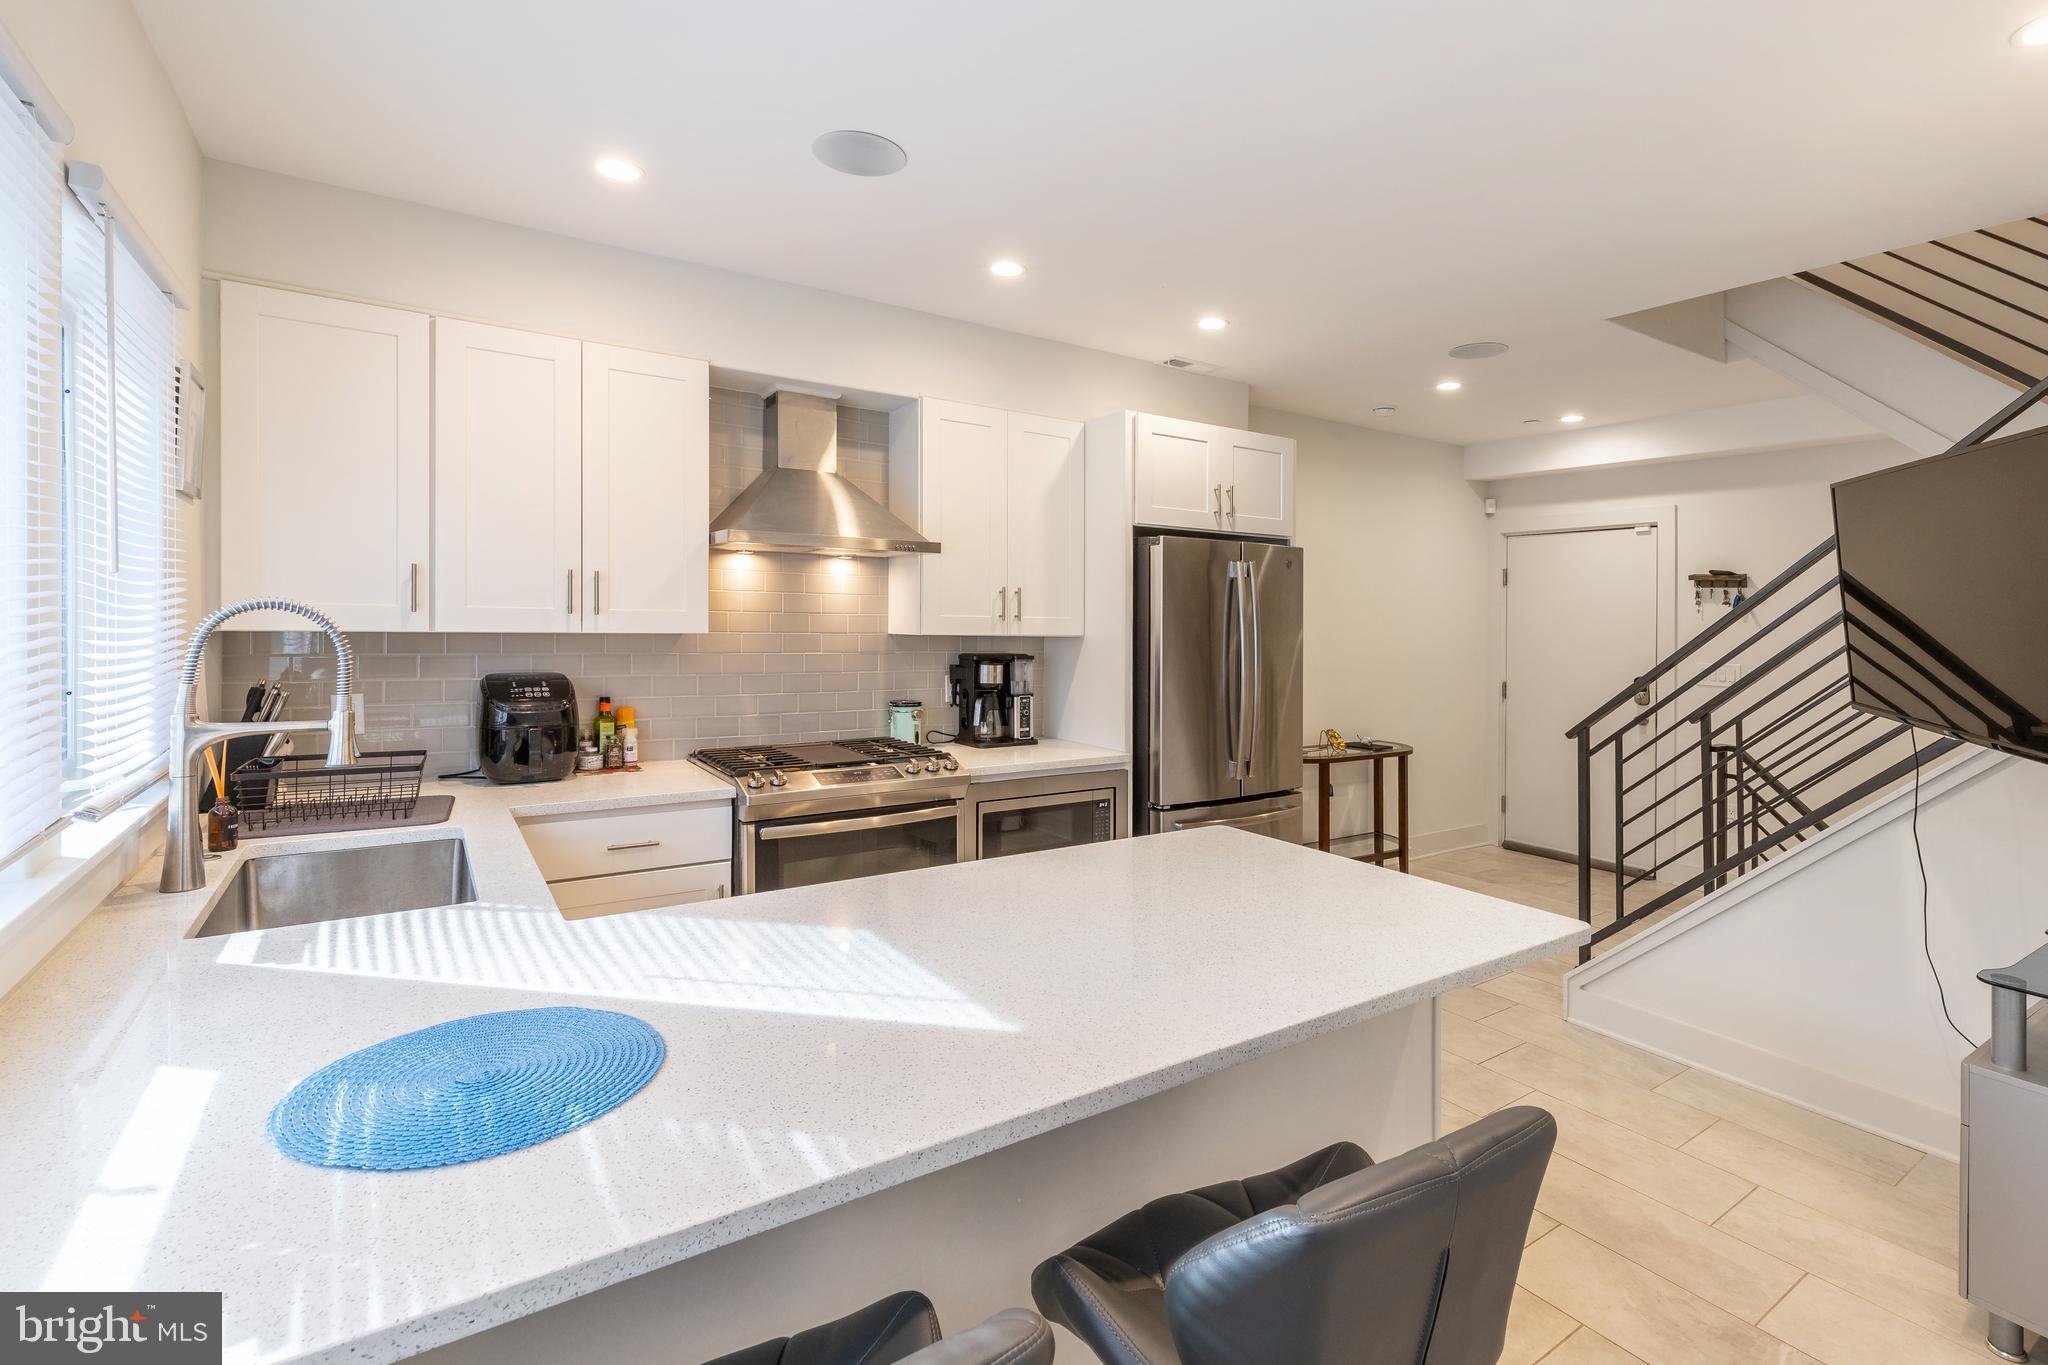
[1253,407,1494,853]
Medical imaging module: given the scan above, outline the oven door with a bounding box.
[740,801,963,894]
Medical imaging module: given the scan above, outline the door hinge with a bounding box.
[1500,794,1508,813]
[1501,567,1508,586]
[1500,679,1508,699]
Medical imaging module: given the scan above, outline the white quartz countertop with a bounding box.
[0,787,1577,1365]
[938,738,1129,781]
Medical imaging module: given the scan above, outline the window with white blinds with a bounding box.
[0,93,63,866]
[61,195,183,816]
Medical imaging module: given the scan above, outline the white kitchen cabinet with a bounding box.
[432,320,584,631]
[1132,414,1295,539]
[1005,410,1085,635]
[887,399,1084,636]
[218,283,430,630]
[582,344,710,634]
[547,862,730,920]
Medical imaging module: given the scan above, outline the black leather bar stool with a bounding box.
[703,1290,1053,1365]
[1031,1107,1555,1365]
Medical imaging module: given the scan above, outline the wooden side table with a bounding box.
[1302,742,1413,871]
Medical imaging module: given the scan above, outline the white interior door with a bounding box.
[582,343,709,634]
[217,283,429,630]
[915,399,1010,633]
[1503,526,1659,864]
[1004,411,1084,636]
[432,321,583,631]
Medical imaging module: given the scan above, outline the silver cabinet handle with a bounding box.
[566,569,576,615]
[409,562,419,613]
[999,585,1008,621]
[1013,586,1022,620]
[592,570,602,617]
[605,839,662,852]
[1213,484,1223,515]
[1226,484,1237,517]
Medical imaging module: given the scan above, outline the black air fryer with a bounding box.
[478,672,578,783]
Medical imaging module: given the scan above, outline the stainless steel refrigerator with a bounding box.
[1134,534,1304,840]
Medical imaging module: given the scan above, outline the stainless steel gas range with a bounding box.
[689,738,970,894]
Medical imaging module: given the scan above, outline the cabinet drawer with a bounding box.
[548,861,730,920]
[519,802,731,881]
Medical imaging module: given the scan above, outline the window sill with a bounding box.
[0,786,166,1001]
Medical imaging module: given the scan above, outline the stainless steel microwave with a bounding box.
[968,769,1128,861]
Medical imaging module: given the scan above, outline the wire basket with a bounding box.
[230,750,426,830]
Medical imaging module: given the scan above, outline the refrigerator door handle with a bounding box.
[1221,561,1241,778]
[1242,557,1261,779]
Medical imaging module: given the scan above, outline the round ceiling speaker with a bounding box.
[812,130,908,177]
[1448,341,1510,360]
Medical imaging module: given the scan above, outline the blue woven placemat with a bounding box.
[269,1006,665,1171]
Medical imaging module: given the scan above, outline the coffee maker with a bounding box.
[946,652,1037,747]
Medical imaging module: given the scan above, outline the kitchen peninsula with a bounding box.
[0,768,1583,1364]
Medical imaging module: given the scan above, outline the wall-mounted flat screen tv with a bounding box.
[1832,425,2048,763]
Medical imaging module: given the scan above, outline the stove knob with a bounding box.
[745,773,765,790]
[767,772,786,788]
[924,760,940,772]
[902,763,919,775]
[940,756,959,771]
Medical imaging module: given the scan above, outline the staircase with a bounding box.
[1564,536,1961,963]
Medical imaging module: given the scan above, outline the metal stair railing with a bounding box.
[1563,536,1960,964]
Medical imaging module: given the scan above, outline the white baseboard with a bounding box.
[1312,823,1491,861]
[1567,987,1958,1158]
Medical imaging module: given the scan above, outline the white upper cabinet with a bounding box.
[582,344,710,634]
[1132,414,1295,539]
[1217,427,1294,539]
[1005,410,1085,636]
[1133,414,1227,532]
[910,399,1010,633]
[218,283,430,630]
[431,320,583,632]
[888,399,1084,636]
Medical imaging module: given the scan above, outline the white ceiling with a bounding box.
[133,0,2048,444]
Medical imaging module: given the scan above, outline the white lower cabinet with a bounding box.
[547,862,730,920]
[518,801,733,921]
[888,398,1084,636]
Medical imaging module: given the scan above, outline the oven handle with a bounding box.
[756,805,957,842]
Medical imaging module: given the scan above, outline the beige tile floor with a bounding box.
[1411,845,2031,1365]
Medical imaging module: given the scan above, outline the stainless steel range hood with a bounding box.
[709,390,938,556]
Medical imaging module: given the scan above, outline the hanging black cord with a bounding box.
[1911,735,1978,1049]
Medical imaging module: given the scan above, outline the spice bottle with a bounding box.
[617,705,639,767]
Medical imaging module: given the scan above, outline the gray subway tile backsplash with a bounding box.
[219,389,1039,772]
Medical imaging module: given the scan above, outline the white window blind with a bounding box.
[0,92,63,866]
[62,195,183,816]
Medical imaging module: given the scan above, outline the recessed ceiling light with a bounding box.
[1435,380,1462,392]
[812,129,908,177]
[1522,418,1542,425]
[594,157,642,183]
[1372,405,1397,417]
[989,259,1025,278]
[1561,413,1585,423]
[1448,341,1511,360]
[2012,15,2048,45]
[1197,316,1228,331]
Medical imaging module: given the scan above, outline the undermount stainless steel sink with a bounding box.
[193,839,477,938]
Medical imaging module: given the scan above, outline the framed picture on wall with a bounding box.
[175,359,206,499]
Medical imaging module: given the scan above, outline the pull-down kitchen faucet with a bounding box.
[159,598,359,893]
